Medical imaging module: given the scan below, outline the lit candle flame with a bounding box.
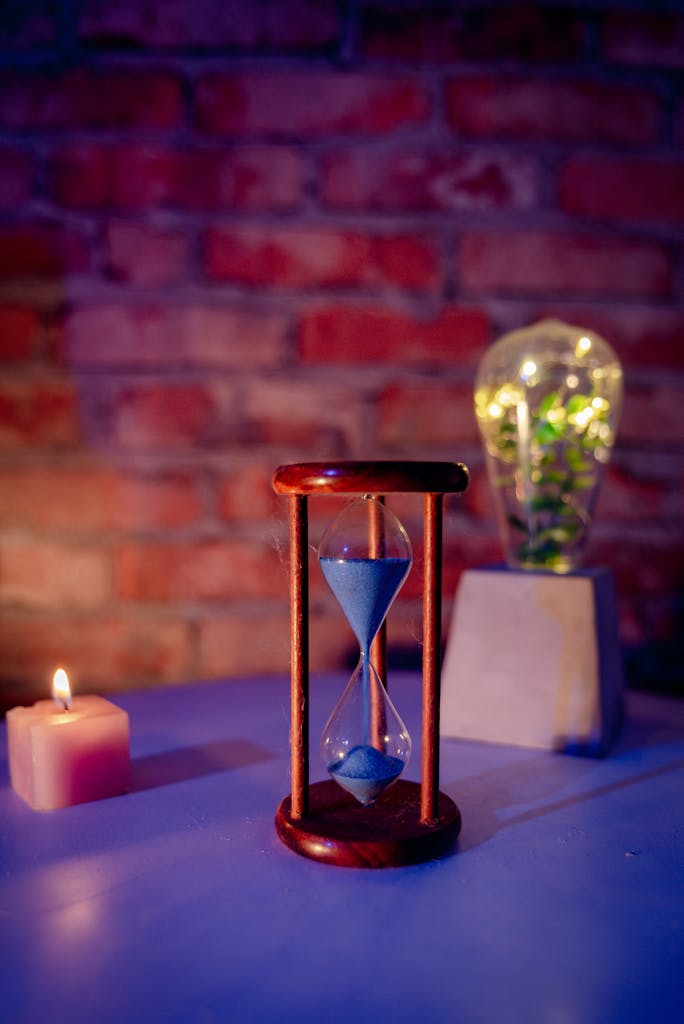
[52,668,72,711]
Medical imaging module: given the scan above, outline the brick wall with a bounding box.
[1,0,682,708]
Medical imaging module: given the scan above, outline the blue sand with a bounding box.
[329,744,404,805]
[319,557,410,650]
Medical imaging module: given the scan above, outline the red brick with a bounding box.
[602,13,684,69]
[372,236,441,290]
[197,146,305,210]
[79,0,339,50]
[619,382,684,445]
[51,144,113,208]
[446,77,660,145]
[0,466,203,532]
[0,147,32,207]
[0,379,80,448]
[242,379,365,450]
[322,147,538,212]
[116,539,282,601]
[195,72,428,137]
[216,463,279,523]
[0,224,88,278]
[0,69,182,131]
[108,384,218,451]
[458,232,671,298]
[52,144,305,212]
[110,147,179,209]
[0,612,193,692]
[299,306,490,365]
[204,228,439,289]
[362,5,585,63]
[378,382,480,450]
[530,305,684,371]
[560,158,684,225]
[0,306,40,362]
[105,223,189,285]
[41,312,64,367]
[82,145,184,211]
[0,533,110,611]
[64,305,286,370]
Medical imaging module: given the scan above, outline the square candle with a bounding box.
[7,696,131,811]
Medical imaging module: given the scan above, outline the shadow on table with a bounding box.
[131,738,275,792]
[444,692,684,853]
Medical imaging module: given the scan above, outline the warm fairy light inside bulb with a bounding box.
[497,386,519,405]
[576,335,592,356]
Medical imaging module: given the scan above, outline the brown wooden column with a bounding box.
[289,493,309,819]
[421,492,443,824]
[368,495,387,748]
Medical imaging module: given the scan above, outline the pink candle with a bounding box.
[7,668,130,811]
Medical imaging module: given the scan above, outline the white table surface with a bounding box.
[1,673,683,1024]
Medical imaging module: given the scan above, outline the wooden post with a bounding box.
[289,493,309,819]
[421,492,443,824]
[368,495,387,749]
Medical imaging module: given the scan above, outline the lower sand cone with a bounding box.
[328,744,404,806]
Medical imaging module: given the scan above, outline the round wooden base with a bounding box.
[275,779,461,868]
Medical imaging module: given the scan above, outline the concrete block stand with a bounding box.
[441,566,624,755]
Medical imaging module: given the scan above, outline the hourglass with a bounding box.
[272,461,469,868]
[319,496,412,807]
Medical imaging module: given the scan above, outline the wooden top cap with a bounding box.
[272,460,469,496]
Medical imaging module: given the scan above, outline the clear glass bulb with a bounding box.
[474,319,623,573]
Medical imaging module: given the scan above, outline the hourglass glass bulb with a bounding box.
[319,496,412,649]
[321,658,411,806]
[318,497,413,806]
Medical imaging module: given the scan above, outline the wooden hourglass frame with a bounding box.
[272,461,469,868]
